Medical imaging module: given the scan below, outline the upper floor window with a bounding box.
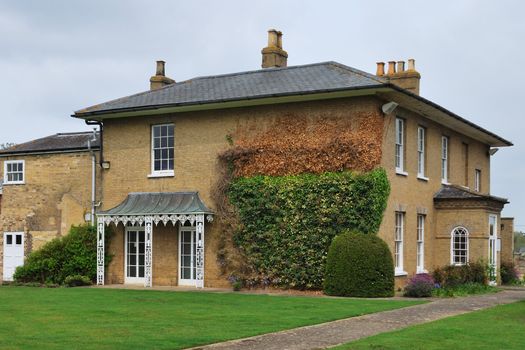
[451,226,469,265]
[394,211,405,274]
[395,118,405,173]
[417,127,426,178]
[151,124,174,176]
[3,160,25,184]
[475,169,481,192]
[441,136,449,183]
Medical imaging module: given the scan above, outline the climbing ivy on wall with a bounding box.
[227,168,390,289]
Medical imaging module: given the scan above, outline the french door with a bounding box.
[488,215,498,285]
[179,226,197,286]
[3,232,24,281]
[125,228,145,284]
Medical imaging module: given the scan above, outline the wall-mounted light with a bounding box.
[101,161,111,169]
[382,101,399,114]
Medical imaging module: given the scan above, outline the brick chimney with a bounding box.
[150,60,175,90]
[261,29,288,68]
[376,58,421,95]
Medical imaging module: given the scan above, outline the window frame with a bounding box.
[450,226,469,266]
[394,211,406,275]
[149,123,175,178]
[475,169,481,192]
[441,136,449,184]
[416,214,426,273]
[417,126,427,179]
[3,160,25,185]
[395,118,406,175]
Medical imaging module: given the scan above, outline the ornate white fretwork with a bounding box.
[195,214,205,288]
[96,217,105,285]
[101,213,211,227]
[144,216,153,288]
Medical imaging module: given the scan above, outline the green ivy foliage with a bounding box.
[13,224,113,285]
[228,168,390,289]
[324,231,394,297]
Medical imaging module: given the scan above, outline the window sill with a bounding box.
[3,181,25,185]
[395,270,408,277]
[416,269,428,274]
[417,175,429,182]
[441,180,450,185]
[395,170,408,177]
[148,172,174,178]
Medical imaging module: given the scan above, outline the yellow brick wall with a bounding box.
[101,97,382,287]
[0,151,100,277]
[380,106,497,286]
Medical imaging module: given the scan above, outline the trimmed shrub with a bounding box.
[228,169,390,289]
[64,274,92,287]
[433,261,488,288]
[13,224,112,285]
[404,273,434,298]
[324,231,394,297]
[500,261,520,285]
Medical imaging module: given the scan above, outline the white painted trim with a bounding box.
[124,226,146,285]
[395,117,405,173]
[441,136,449,183]
[178,225,197,287]
[416,214,425,273]
[417,126,426,178]
[3,160,25,185]
[488,214,498,284]
[450,226,469,265]
[395,271,408,277]
[395,170,408,177]
[150,123,174,176]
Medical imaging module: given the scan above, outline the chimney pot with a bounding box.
[156,60,166,76]
[376,62,385,76]
[397,61,405,73]
[407,58,416,71]
[387,61,396,75]
[268,29,279,47]
[277,31,283,49]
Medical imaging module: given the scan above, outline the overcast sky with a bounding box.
[1,1,523,228]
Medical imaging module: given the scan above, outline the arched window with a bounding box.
[451,227,469,265]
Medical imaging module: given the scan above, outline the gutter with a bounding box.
[0,147,100,157]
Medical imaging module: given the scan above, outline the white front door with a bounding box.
[488,215,498,285]
[3,232,24,281]
[179,226,197,286]
[125,227,146,284]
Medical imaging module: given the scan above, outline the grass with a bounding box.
[432,282,499,297]
[0,286,421,350]
[333,300,525,350]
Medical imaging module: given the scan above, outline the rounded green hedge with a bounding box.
[324,231,394,297]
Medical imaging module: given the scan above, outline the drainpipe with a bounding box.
[87,129,97,225]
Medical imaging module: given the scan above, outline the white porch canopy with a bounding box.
[96,192,213,288]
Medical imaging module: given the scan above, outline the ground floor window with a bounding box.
[451,226,469,265]
[395,212,404,273]
[416,214,425,272]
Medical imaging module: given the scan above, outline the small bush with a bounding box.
[64,275,92,287]
[404,273,434,298]
[433,282,498,298]
[500,261,520,285]
[14,224,113,285]
[324,231,394,297]
[433,262,488,288]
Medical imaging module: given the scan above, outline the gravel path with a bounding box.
[188,289,525,350]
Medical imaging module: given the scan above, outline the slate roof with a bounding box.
[75,62,386,115]
[99,192,213,216]
[434,185,508,203]
[0,131,100,156]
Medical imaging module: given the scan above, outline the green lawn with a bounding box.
[0,286,420,350]
[334,300,525,350]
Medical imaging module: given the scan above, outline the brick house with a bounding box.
[2,30,514,288]
[0,132,100,281]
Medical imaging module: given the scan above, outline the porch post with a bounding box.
[96,216,105,285]
[195,214,205,288]
[144,216,153,288]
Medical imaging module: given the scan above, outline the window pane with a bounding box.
[154,138,160,148]
[154,160,161,171]
[129,266,136,277]
[16,235,22,245]
[161,159,168,170]
[153,126,160,137]
[161,138,167,148]
[167,125,174,136]
[168,136,174,147]
[6,235,12,245]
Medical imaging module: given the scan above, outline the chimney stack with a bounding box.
[150,60,175,90]
[261,29,288,68]
[376,58,421,95]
